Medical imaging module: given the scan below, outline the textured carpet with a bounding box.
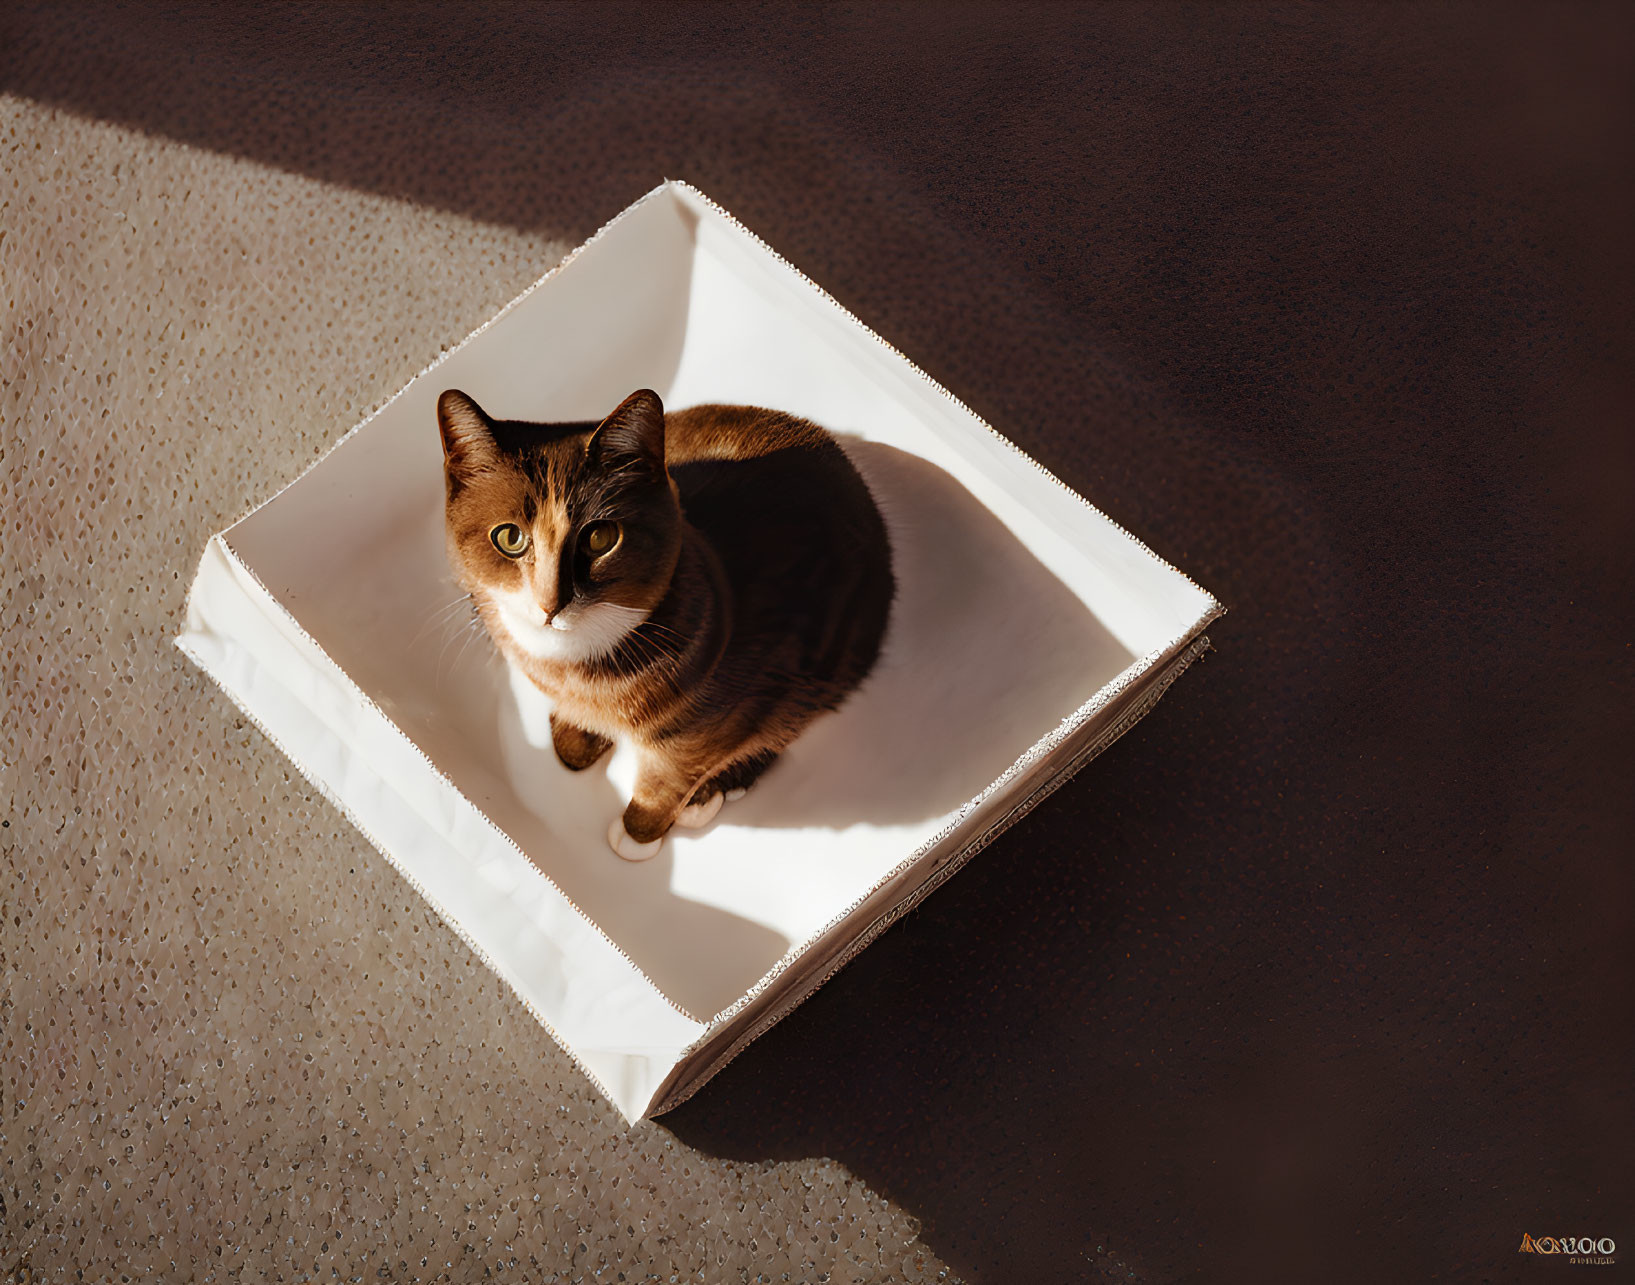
[4,4,1633,1283]
[0,98,947,1282]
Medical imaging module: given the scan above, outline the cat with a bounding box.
[437,387,894,860]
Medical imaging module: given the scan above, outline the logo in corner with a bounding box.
[1519,1233,1617,1265]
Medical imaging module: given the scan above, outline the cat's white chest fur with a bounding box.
[487,585,646,665]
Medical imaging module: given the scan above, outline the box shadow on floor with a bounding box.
[650,712,1209,1285]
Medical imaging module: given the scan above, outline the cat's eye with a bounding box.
[490,523,530,558]
[581,521,621,558]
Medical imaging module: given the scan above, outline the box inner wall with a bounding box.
[225,188,1202,1020]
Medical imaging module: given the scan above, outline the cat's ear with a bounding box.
[588,389,666,475]
[437,389,499,475]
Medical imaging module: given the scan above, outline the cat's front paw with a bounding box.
[607,816,664,862]
[674,791,724,829]
[552,716,613,772]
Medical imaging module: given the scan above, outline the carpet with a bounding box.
[0,96,946,1282]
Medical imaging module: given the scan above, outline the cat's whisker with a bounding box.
[608,633,652,677]
[434,612,487,684]
[451,631,486,677]
[635,620,690,648]
[637,617,694,653]
[613,630,686,699]
[620,631,673,667]
[409,594,478,650]
[417,591,474,623]
[618,624,671,661]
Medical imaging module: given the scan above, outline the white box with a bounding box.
[177,181,1223,1122]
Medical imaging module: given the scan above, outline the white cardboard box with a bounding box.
[177,181,1223,1122]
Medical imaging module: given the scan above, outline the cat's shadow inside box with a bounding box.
[382,440,1131,1019]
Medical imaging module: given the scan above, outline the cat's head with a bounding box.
[437,387,680,664]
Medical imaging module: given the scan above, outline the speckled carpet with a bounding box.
[0,97,947,1282]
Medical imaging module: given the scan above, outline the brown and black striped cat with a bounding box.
[437,387,894,860]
